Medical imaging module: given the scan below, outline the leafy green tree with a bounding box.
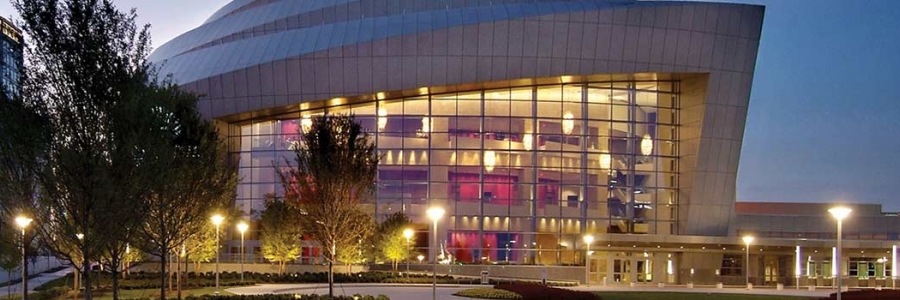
[375,212,415,270]
[259,199,303,274]
[0,65,50,297]
[13,2,235,300]
[335,216,374,273]
[183,221,221,274]
[12,1,155,299]
[279,114,378,298]
[0,226,21,286]
[133,84,236,300]
[120,245,144,279]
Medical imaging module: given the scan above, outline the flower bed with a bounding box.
[820,290,900,300]
[454,288,522,299]
[495,283,599,300]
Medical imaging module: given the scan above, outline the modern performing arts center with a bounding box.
[151,0,900,288]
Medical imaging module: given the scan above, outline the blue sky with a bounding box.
[706,0,900,210]
[2,0,900,210]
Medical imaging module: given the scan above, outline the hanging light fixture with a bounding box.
[600,152,611,170]
[301,115,313,133]
[377,108,388,131]
[417,117,432,138]
[422,117,431,133]
[484,150,496,173]
[562,112,575,135]
[523,133,533,151]
[640,134,653,156]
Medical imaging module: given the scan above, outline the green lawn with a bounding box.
[596,292,817,300]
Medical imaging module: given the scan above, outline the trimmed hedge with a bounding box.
[454,288,522,299]
[495,283,600,300]
[184,294,390,300]
[34,273,255,291]
[112,271,478,285]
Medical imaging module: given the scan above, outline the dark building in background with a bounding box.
[0,15,23,99]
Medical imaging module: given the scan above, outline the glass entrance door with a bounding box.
[637,258,653,282]
[613,258,632,282]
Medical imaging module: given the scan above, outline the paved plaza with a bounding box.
[227,282,837,299]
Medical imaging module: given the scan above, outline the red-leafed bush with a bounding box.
[495,283,600,300]
[820,290,900,300]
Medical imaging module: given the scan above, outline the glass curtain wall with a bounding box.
[231,80,679,265]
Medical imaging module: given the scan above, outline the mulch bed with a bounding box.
[495,283,600,300]
[820,290,900,300]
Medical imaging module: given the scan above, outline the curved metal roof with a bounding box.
[150,0,644,84]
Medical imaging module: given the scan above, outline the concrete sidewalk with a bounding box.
[572,284,834,298]
[228,282,837,299]
[0,267,73,297]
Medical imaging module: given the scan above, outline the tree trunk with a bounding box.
[168,253,173,293]
[83,259,92,300]
[159,247,168,300]
[328,260,333,299]
[111,257,121,300]
[176,253,182,300]
[73,269,79,300]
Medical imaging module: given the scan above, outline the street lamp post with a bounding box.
[210,214,225,294]
[237,221,249,283]
[829,207,851,300]
[403,228,414,274]
[427,207,445,300]
[583,235,594,286]
[15,216,32,300]
[742,236,754,289]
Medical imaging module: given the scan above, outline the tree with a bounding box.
[279,114,378,298]
[183,224,218,274]
[0,71,50,296]
[0,226,21,295]
[375,212,414,270]
[0,90,47,300]
[259,199,303,275]
[133,84,236,300]
[13,1,153,299]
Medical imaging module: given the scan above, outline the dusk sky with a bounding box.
[2,0,900,210]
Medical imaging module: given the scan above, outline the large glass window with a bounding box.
[229,80,679,265]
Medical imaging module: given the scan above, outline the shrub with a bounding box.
[31,286,71,300]
[821,290,900,300]
[454,288,522,299]
[184,294,389,300]
[495,283,600,300]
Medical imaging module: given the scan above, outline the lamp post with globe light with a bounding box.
[742,236,754,288]
[210,214,225,294]
[583,235,594,285]
[15,216,32,300]
[828,207,851,300]
[403,228,414,274]
[237,221,249,282]
[427,207,445,300]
